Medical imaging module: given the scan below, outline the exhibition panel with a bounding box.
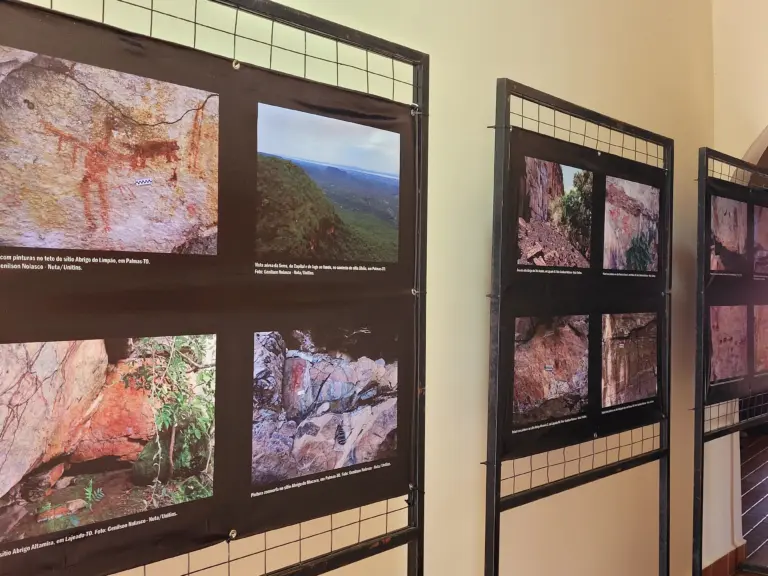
[692,149,768,576]
[0,1,429,575]
[486,78,673,576]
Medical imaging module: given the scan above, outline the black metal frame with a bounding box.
[485,78,673,576]
[0,1,429,575]
[692,148,768,576]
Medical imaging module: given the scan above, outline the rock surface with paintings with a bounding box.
[710,196,747,271]
[601,314,658,407]
[755,206,768,275]
[513,316,589,424]
[710,306,748,382]
[251,331,398,486]
[0,47,219,254]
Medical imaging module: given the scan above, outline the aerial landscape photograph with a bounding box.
[0,335,216,544]
[601,313,658,408]
[517,158,593,269]
[710,196,748,273]
[0,45,219,255]
[252,323,398,489]
[513,316,589,425]
[755,206,768,275]
[709,305,748,383]
[255,104,400,263]
[603,177,660,272]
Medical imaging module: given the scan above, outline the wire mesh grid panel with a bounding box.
[707,156,768,190]
[499,425,660,498]
[107,496,409,575]
[18,0,415,104]
[508,95,665,168]
[704,395,768,437]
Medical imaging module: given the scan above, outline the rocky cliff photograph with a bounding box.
[710,196,747,273]
[0,335,216,544]
[602,177,659,272]
[517,158,593,269]
[252,323,398,489]
[255,104,400,264]
[0,46,219,255]
[601,313,658,408]
[755,206,768,275]
[756,306,768,374]
[709,305,748,383]
[513,316,589,425]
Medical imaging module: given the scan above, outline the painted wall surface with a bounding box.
[703,432,745,568]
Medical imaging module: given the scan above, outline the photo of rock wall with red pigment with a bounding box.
[710,196,748,273]
[603,177,659,272]
[0,45,219,254]
[756,306,768,374]
[710,306,748,382]
[513,316,589,425]
[0,336,215,544]
[251,326,397,488]
[517,158,593,268]
[601,313,658,407]
[755,206,768,275]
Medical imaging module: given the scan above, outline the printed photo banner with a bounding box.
[702,177,768,404]
[497,129,671,459]
[0,3,421,576]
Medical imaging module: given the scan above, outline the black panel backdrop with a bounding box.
[0,3,420,575]
[499,129,670,458]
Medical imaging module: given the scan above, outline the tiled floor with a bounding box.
[741,433,768,567]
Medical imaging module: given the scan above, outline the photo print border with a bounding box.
[252,79,417,288]
[498,290,664,459]
[238,296,415,534]
[702,177,768,404]
[0,305,229,576]
[0,4,235,296]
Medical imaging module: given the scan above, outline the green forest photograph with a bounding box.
[255,104,401,264]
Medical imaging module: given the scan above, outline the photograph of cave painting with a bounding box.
[0,45,219,255]
[755,306,768,374]
[603,177,660,272]
[710,196,748,273]
[255,104,400,264]
[251,324,398,488]
[710,306,748,383]
[601,313,658,408]
[0,335,216,543]
[513,316,589,425]
[517,158,593,268]
[755,206,768,275]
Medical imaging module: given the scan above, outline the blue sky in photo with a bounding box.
[561,164,580,192]
[257,103,400,177]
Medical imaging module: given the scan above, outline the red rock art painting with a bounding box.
[709,306,748,382]
[252,328,397,488]
[513,316,589,425]
[0,45,219,254]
